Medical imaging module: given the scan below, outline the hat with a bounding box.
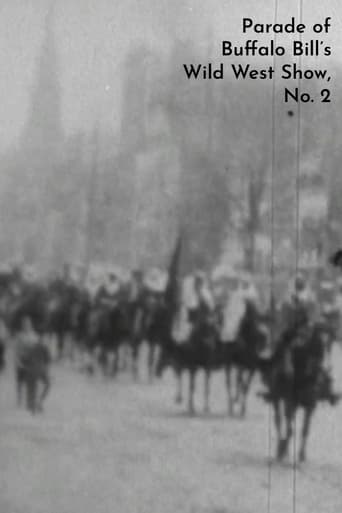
[144,268,167,293]
[23,265,37,282]
[211,265,237,282]
[106,264,129,284]
[320,280,334,291]
[104,279,120,295]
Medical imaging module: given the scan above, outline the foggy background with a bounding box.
[1,0,342,278]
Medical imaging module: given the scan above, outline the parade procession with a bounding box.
[4,2,342,513]
[1,246,342,465]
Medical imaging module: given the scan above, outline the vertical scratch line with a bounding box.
[267,1,279,512]
[293,0,304,512]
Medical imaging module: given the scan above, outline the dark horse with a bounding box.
[127,290,170,382]
[224,299,270,417]
[86,297,130,377]
[156,316,224,414]
[156,303,231,415]
[259,319,337,462]
[45,279,81,360]
[156,299,269,416]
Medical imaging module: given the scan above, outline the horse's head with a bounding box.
[238,300,269,353]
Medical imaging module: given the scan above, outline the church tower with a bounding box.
[12,4,64,267]
[21,5,63,157]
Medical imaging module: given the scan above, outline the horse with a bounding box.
[6,281,48,337]
[126,289,170,382]
[156,305,226,414]
[156,298,270,416]
[45,279,80,360]
[86,296,130,378]
[224,299,270,417]
[68,289,93,367]
[258,319,338,462]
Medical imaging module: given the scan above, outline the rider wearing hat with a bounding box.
[317,279,339,341]
[142,268,169,345]
[186,271,216,344]
[280,273,315,339]
[95,271,121,309]
[274,273,339,404]
[271,273,315,372]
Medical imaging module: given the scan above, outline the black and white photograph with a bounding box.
[1,1,342,512]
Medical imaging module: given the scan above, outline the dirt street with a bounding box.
[1,345,342,513]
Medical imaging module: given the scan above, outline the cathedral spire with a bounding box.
[21,2,63,153]
[17,3,64,267]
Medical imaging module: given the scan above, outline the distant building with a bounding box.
[0,7,65,270]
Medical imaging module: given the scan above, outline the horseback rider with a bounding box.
[279,273,315,346]
[188,271,214,320]
[318,279,339,342]
[269,273,339,404]
[143,268,169,336]
[95,271,121,310]
[220,271,246,345]
[187,271,217,345]
[260,274,314,394]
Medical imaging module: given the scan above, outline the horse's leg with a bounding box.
[239,369,254,418]
[106,349,113,377]
[204,368,211,414]
[282,400,294,461]
[298,406,314,463]
[112,347,119,378]
[67,332,75,362]
[124,341,131,371]
[37,372,50,411]
[225,365,234,416]
[16,368,24,406]
[26,375,37,414]
[106,347,118,378]
[131,339,140,380]
[75,336,84,370]
[175,366,183,404]
[57,333,64,360]
[85,347,95,375]
[188,369,196,415]
[148,342,155,383]
[233,367,243,403]
[117,342,124,371]
[100,347,108,377]
[274,400,283,460]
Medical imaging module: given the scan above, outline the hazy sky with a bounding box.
[0,0,341,151]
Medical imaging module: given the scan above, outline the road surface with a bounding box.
[1,344,342,513]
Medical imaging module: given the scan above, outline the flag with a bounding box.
[164,234,182,315]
